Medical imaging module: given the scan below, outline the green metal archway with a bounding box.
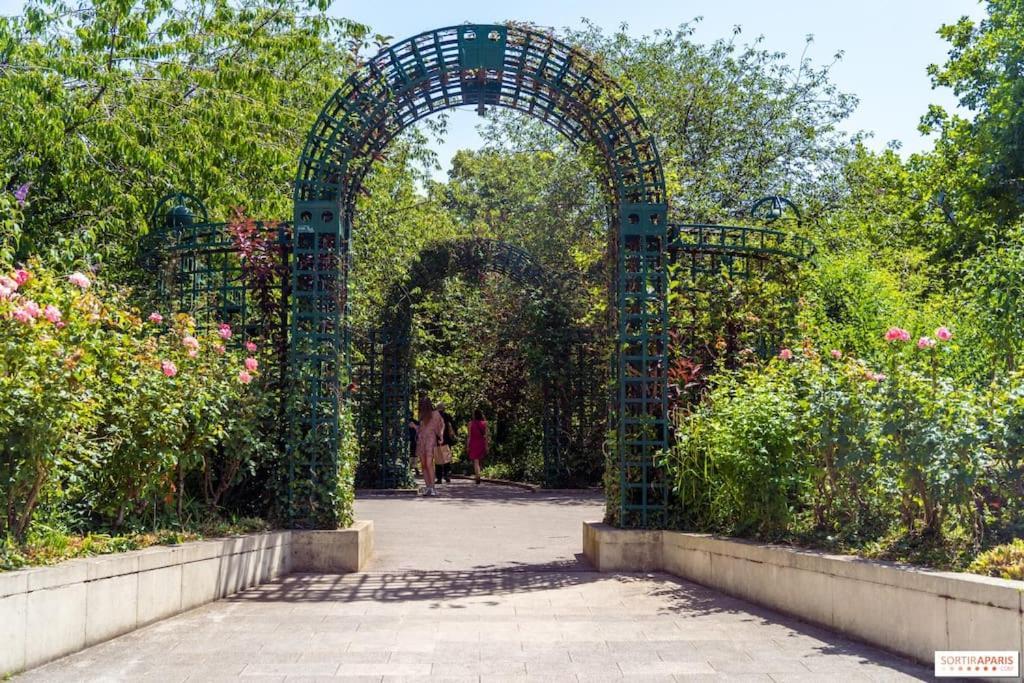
[352,238,602,491]
[289,23,670,528]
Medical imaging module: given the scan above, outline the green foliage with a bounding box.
[964,224,1024,373]
[0,258,279,541]
[0,517,268,571]
[667,361,808,537]
[922,0,1024,247]
[0,0,367,272]
[875,342,987,535]
[560,20,857,223]
[985,373,1024,539]
[968,539,1024,580]
[334,403,357,528]
[799,250,949,366]
[665,325,1020,569]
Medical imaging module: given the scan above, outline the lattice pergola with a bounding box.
[142,24,816,531]
[352,238,600,491]
[292,23,668,528]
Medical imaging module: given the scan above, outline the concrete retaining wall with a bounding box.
[292,521,374,573]
[583,522,1024,667]
[1,524,374,676]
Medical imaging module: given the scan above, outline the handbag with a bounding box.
[433,444,453,465]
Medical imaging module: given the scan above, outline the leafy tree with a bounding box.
[0,0,368,273]
[551,20,856,224]
[921,0,1024,254]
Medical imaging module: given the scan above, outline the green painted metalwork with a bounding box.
[294,23,669,528]
[749,195,802,225]
[665,209,812,389]
[142,195,290,341]
[352,238,596,490]
[667,221,815,279]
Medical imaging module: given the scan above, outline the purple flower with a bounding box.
[13,182,31,207]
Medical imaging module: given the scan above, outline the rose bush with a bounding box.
[664,321,1019,569]
[0,261,275,539]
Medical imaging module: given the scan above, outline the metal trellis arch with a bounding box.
[290,23,670,528]
[351,238,597,491]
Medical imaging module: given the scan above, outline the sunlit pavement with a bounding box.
[21,481,933,681]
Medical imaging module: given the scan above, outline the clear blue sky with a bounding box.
[0,0,986,177]
[333,0,985,177]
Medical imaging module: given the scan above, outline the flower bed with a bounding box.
[1,260,280,544]
[665,322,1024,575]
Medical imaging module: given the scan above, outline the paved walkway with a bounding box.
[354,479,604,571]
[21,482,933,681]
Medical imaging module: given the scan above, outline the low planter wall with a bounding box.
[583,522,1024,667]
[1,524,373,676]
[292,521,374,572]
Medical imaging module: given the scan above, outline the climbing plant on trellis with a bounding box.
[143,24,814,531]
[350,237,603,491]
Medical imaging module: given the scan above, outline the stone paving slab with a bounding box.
[352,481,605,572]
[19,484,933,681]
[20,570,932,681]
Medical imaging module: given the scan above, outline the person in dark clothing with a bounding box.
[408,416,420,477]
[435,404,456,484]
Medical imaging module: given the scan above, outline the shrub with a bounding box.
[984,373,1024,540]
[664,318,1018,568]
[968,539,1024,581]
[0,260,277,538]
[801,350,887,538]
[667,359,809,537]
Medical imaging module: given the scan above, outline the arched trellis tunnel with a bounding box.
[142,193,813,529]
[350,238,605,491]
[142,23,816,532]
[291,23,669,529]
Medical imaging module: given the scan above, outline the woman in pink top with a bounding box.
[466,408,488,485]
[415,396,444,496]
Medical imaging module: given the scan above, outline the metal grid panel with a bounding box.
[143,195,290,342]
[665,220,811,371]
[293,24,670,529]
[361,238,589,490]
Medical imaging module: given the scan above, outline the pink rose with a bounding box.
[917,336,936,350]
[237,370,253,384]
[778,348,793,360]
[147,312,164,324]
[865,371,886,382]
[22,300,41,318]
[12,269,30,286]
[884,327,911,343]
[830,349,842,359]
[244,341,257,353]
[68,272,90,289]
[161,360,177,377]
[0,275,17,292]
[0,284,12,300]
[214,344,226,355]
[43,305,62,324]
[244,357,258,372]
[935,326,952,342]
[218,323,232,340]
[11,306,34,324]
[182,335,199,351]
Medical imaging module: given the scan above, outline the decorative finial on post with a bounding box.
[750,195,801,226]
